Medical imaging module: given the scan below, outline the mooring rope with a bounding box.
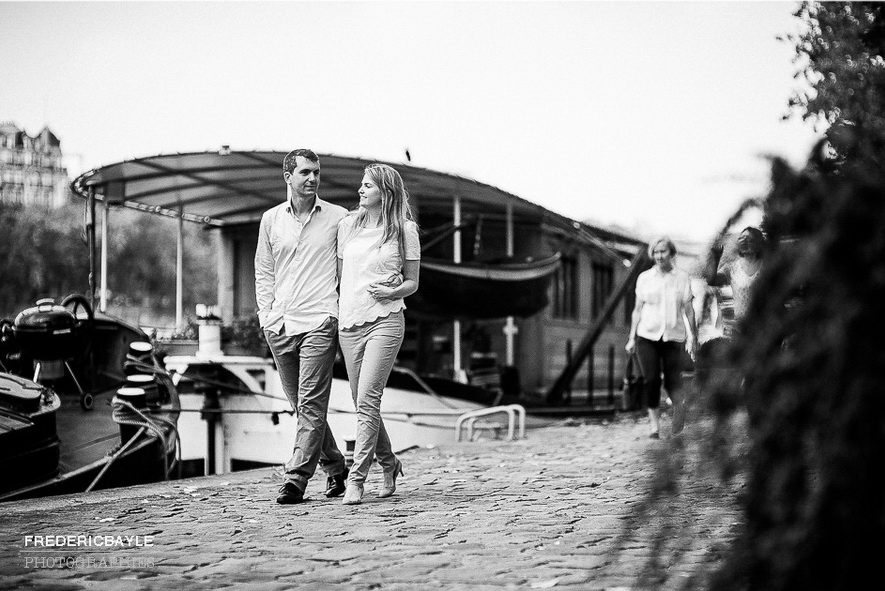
[85,398,181,491]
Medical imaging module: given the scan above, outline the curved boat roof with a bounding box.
[70,150,644,257]
[71,151,560,226]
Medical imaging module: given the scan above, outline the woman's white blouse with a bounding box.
[635,266,692,342]
[337,217,420,330]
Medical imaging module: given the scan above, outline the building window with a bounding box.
[591,262,614,319]
[552,255,579,319]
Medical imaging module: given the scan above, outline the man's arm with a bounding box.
[254,214,275,328]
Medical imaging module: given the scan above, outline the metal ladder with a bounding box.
[455,404,526,442]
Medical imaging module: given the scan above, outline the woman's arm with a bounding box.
[625,298,644,354]
[369,259,420,301]
[703,236,729,287]
[682,297,698,360]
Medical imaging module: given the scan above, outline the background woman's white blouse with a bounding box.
[337,217,420,330]
[635,266,692,342]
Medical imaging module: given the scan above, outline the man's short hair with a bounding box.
[283,149,320,174]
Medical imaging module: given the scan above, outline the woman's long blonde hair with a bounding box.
[348,163,416,253]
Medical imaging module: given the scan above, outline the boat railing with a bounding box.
[455,404,525,442]
[389,365,466,409]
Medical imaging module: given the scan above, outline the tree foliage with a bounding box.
[104,208,218,318]
[699,160,885,591]
[0,203,89,315]
[626,5,885,589]
[789,1,885,168]
[0,202,217,323]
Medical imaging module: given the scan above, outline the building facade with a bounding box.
[0,122,70,208]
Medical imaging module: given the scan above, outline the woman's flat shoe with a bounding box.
[342,483,363,505]
[378,459,403,498]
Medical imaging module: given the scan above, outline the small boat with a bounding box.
[0,295,180,502]
[163,350,534,476]
[406,254,561,319]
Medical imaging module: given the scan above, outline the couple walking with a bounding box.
[254,149,420,506]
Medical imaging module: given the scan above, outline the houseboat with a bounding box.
[0,295,180,501]
[71,151,647,411]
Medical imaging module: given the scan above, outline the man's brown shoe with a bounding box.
[324,468,349,498]
[276,482,305,504]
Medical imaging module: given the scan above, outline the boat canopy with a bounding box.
[71,151,564,228]
[407,254,563,320]
[69,150,645,325]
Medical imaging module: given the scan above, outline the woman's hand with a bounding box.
[685,335,698,362]
[625,337,636,355]
[368,283,396,301]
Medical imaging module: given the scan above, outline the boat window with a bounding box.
[552,255,579,319]
[592,262,614,319]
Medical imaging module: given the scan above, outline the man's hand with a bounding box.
[625,337,636,355]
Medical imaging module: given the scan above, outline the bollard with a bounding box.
[126,374,161,406]
[197,383,220,476]
[114,387,146,444]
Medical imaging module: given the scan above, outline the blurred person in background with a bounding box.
[703,226,766,336]
[626,237,698,438]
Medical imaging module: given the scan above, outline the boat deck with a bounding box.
[54,390,119,472]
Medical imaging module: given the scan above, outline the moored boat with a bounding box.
[164,351,498,476]
[0,296,181,502]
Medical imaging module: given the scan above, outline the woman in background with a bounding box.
[703,226,766,337]
[626,236,697,438]
[337,163,420,505]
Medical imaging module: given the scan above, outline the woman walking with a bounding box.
[626,236,697,438]
[337,163,420,505]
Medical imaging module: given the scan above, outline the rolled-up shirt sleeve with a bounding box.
[254,212,275,329]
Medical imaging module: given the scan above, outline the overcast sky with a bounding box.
[1,1,821,241]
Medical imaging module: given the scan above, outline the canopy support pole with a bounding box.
[87,188,96,308]
[504,202,515,366]
[99,198,109,312]
[453,196,463,382]
[176,206,184,330]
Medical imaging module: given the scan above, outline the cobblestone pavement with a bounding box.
[0,413,741,590]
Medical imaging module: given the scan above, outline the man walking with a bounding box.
[255,149,349,504]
